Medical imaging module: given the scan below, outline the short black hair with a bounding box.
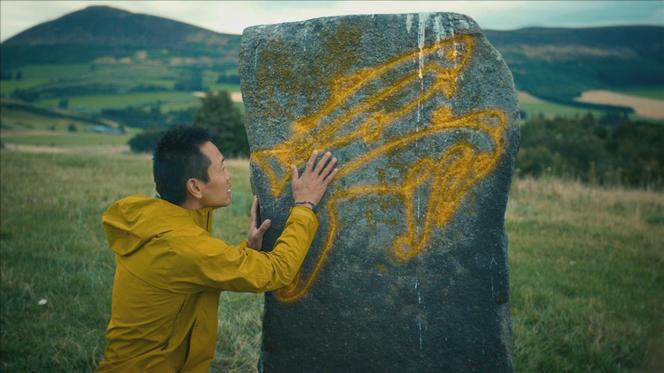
[153,126,214,205]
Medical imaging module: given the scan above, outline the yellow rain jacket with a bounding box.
[97,194,318,372]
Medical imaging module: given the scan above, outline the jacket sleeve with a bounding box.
[170,206,319,293]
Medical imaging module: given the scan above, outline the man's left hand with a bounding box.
[247,196,271,249]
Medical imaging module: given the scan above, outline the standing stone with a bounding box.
[240,12,518,372]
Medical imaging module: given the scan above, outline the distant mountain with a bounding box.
[1,6,240,69]
[3,5,237,48]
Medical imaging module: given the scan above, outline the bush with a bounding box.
[128,129,166,153]
[194,91,248,157]
[517,113,664,188]
[216,74,241,84]
[101,106,195,129]
[174,69,203,91]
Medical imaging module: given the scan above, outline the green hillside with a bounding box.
[485,26,664,104]
[0,6,662,124]
[1,6,240,69]
[0,6,241,120]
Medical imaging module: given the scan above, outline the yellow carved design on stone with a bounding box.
[249,34,509,303]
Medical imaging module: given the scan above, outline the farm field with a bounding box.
[0,106,101,132]
[1,131,136,147]
[517,91,605,118]
[0,105,138,149]
[0,148,662,372]
[35,91,202,113]
[576,90,664,120]
[8,60,663,122]
[1,63,241,114]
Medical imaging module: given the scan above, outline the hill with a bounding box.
[1,6,241,69]
[485,26,664,101]
[0,6,662,120]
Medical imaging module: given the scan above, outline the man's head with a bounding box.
[153,126,231,209]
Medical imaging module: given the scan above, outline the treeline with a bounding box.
[128,97,663,188]
[129,91,248,157]
[102,106,196,129]
[517,113,664,188]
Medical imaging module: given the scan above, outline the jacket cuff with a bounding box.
[289,205,319,229]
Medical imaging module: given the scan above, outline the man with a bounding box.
[97,126,337,372]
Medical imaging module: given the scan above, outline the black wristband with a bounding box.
[294,201,316,210]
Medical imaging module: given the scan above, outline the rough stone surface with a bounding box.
[240,12,519,373]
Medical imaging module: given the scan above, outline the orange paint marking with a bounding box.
[251,34,475,197]
[250,34,509,303]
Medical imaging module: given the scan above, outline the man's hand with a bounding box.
[291,150,338,209]
[247,196,271,249]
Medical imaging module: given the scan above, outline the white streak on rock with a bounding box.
[433,14,444,42]
[406,14,413,33]
[417,13,428,80]
[416,13,428,222]
[417,319,423,349]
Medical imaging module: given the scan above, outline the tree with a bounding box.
[58,99,69,110]
[128,128,165,153]
[174,69,203,91]
[194,91,248,157]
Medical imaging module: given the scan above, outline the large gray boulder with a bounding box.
[240,12,519,372]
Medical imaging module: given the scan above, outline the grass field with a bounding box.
[518,91,605,118]
[0,105,139,149]
[0,107,98,132]
[1,148,662,372]
[35,91,201,114]
[1,63,240,115]
[1,131,136,147]
[0,65,90,95]
[613,86,664,100]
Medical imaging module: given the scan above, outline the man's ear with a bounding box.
[186,178,203,200]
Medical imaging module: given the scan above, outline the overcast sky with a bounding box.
[2,1,663,42]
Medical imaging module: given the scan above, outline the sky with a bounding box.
[1,1,663,42]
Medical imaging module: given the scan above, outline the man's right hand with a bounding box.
[291,150,338,208]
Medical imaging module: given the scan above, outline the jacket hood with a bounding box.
[102,194,212,256]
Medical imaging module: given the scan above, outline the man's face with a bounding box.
[198,141,232,208]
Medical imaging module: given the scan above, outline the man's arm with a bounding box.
[170,150,337,293]
[169,205,317,293]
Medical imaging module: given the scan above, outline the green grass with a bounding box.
[517,91,606,119]
[207,84,241,93]
[160,100,202,113]
[0,78,51,96]
[1,131,136,147]
[0,152,256,372]
[36,91,200,113]
[613,86,664,100]
[0,107,97,132]
[17,64,91,80]
[1,64,93,96]
[520,102,604,119]
[507,178,664,371]
[0,105,140,147]
[1,153,662,372]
